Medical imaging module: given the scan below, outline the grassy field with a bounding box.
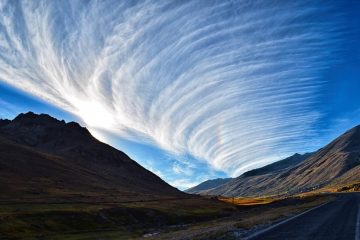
[0,193,335,240]
[290,182,360,197]
[325,182,360,192]
[145,194,334,240]
[217,196,276,206]
[0,197,235,239]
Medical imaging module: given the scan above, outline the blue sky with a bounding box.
[0,1,359,190]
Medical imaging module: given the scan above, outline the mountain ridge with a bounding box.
[242,152,312,177]
[187,152,311,194]
[205,124,360,197]
[185,178,233,194]
[0,112,183,202]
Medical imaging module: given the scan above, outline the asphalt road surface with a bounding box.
[247,193,360,240]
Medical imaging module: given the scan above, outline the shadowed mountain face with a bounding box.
[205,125,360,197]
[185,178,233,194]
[0,112,183,202]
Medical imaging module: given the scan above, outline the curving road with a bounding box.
[247,193,360,240]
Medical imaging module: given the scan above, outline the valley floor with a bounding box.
[0,193,339,240]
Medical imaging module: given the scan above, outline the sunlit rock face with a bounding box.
[0,0,347,176]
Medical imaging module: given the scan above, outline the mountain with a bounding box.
[190,153,310,195]
[205,125,360,197]
[185,178,233,194]
[242,152,312,177]
[0,112,183,202]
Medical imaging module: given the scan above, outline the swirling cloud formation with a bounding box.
[0,0,346,177]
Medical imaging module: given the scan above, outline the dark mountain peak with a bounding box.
[0,112,182,200]
[0,119,11,127]
[0,112,93,150]
[66,121,89,132]
[15,111,36,119]
[8,112,86,133]
[14,111,58,122]
[11,112,67,130]
[61,121,92,137]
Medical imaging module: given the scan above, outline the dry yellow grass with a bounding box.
[294,182,360,197]
[328,182,360,192]
[146,194,334,240]
[218,196,276,205]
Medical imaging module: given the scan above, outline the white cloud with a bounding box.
[168,178,199,191]
[172,162,194,176]
[0,1,347,177]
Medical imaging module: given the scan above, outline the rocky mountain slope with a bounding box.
[0,112,183,202]
[189,153,311,195]
[185,178,233,194]
[205,125,360,197]
[241,152,312,178]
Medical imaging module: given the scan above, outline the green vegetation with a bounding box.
[0,198,235,239]
[0,194,334,240]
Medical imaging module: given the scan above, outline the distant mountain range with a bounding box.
[0,112,183,202]
[1,112,359,202]
[241,152,312,178]
[188,125,360,197]
[186,152,311,194]
[185,178,233,194]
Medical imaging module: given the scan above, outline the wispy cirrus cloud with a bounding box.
[0,0,348,177]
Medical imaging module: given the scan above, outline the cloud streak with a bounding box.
[0,0,347,177]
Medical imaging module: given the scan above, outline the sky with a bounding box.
[0,0,359,190]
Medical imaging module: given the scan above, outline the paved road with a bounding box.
[247,193,360,240]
